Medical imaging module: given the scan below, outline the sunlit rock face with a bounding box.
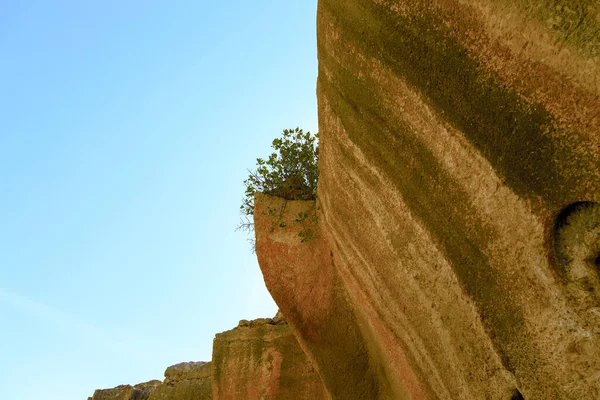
[257,0,599,399]
[211,315,327,400]
[89,363,211,400]
[88,314,324,400]
[89,384,148,400]
[254,194,396,398]
[151,362,212,400]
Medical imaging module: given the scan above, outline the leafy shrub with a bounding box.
[237,127,319,245]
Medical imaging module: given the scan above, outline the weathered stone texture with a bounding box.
[149,378,211,400]
[254,194,400,399]
[89,363,212,400]
[211,315,327,400]
[164,361,211,383]
[90,385,139,400]
[89,314,323,400]
[255,0,600,399]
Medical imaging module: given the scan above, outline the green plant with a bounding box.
[237,127,319,248]
[295,210,319,243]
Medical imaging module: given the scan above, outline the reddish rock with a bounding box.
[89,315,324,400]
[89,363,211,400]
[211,315,327,400]
[255,1,600,399]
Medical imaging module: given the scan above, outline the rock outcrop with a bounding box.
[164,362,211,383]
[150,362,212,400]
[89,362,211,400]
[88,384,150,400]
[212,315,327,400]
[255,1,600,399]
[91,1,599,398]
[254,194,396,399]
[89,314,325,400]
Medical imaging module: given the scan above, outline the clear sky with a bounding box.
[0,1,318,399]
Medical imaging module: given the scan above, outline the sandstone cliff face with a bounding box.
[90,314,325,400]
[256,1,600,399]
[152,362,212,400]
[254,194,401,399]
[212,316,327,400]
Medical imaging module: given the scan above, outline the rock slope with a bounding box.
[256,0,600,399]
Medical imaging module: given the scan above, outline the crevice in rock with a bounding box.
[510,388,525,400]
[554,201,600,279]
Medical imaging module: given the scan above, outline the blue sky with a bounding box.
[0,1,318,399]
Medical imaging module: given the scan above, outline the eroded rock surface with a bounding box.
[164,362,211,383]
[89,385,144,400]
[152,361,212,400]
[212,314,327,400]
[256,0,600,399]
[254,194,399,399]
[89,362,212,400]
[89,313,323,400]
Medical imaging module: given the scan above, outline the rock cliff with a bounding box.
[255,0,600,399]
[91,1,599,398]
[89,362,211,400]
[212,314,327,399]
[89,314,325,400]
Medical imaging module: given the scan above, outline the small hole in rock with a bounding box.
[595,254,600,269]
[511,389,524,400]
